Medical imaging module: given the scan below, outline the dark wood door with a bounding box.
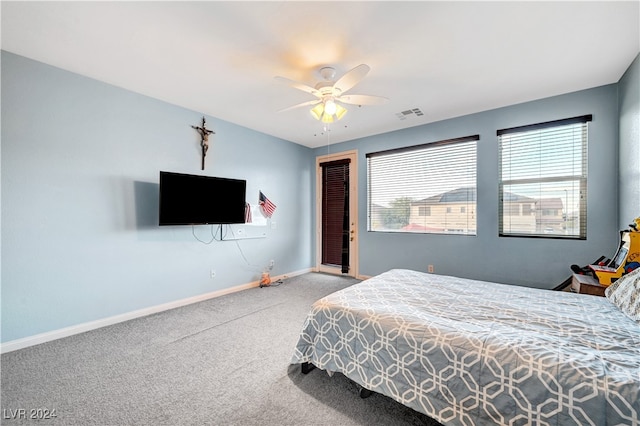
[321,159,350,272]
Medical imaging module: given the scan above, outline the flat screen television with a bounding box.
[159,171,247,225]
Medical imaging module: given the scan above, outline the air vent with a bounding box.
[395,108,424,120]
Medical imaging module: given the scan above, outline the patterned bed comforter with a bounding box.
[291,269,640,426]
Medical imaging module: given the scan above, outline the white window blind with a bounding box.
[367,135,478,235]
[498,115,590,239]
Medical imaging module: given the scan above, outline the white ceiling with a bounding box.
[2,1,639,148]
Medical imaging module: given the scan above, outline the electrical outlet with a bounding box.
[428,265,434,273]
[269,259,275,268]
[210,269,216,279]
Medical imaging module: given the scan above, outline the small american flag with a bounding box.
[244,202,252,223]
[259,191,276,218]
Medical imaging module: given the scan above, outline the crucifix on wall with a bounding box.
[191,116,215,170]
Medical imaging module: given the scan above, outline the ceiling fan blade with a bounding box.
[277,99,321,113]
[274,76,321,97]
[333,64,370,94]
[337,94,389,106]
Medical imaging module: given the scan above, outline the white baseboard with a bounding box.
[312,267,370,281]
[0,268,311,354]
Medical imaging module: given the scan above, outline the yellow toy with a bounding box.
[589,217,640,285]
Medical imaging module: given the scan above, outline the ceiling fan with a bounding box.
[275,64,388,124]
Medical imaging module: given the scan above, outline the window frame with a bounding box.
[497,115,591,240]
[366,135,479,235]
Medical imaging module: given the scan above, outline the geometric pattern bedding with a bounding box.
[291,269,640,426]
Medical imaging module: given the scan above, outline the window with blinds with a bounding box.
[367,135,478,235]
[498,115,591,239]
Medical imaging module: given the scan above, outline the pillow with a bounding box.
[605,267,640,321]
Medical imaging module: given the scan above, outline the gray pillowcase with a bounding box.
[606,267,640,322]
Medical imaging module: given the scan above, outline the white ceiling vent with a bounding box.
[396,108,424,120]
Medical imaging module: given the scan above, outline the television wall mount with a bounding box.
[191,116,215,170]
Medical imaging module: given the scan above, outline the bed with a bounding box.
[291,269,640,426]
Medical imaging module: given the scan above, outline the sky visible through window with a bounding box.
[368,140,477,208]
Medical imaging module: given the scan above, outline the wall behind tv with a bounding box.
[315,82,623,289]
[1,51,313,344]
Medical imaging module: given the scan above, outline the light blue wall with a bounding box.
[1,51,313,343]
[618,53,640,229]
[2,48,635,344]
[315,85,621,288]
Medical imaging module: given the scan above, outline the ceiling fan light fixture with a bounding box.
[310,103,324,120]
[321,112,334,124]
[324,99,337,115]
[310,99,347,123]
[278,63,385,126]
[335,103,347,120]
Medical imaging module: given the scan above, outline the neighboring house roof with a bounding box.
[501,191,535,203]
[409,187,562,206]
[412,187,479,205]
